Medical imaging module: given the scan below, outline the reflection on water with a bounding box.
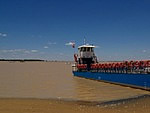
[74,77,150,101]
[0,61,149,102]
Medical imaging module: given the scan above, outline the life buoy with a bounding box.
[115,63,119,68]
[139,61,144,68]
[108,63,112,69]
[143,61,148,67]
[110,63,114,69]
[101,64,104,69]
[104,63,108,69]
[98,64,102,69]
[119,63,123,68]
[147,60,150,67]
[77,64,80,69]
[112,63,115,68]
[92,64,97,69]
[134,61,139,68]
[77,64,87,69]
[91,64,95,69]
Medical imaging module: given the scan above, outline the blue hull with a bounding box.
[73,71,150,90]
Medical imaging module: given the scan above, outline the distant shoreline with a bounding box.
[0,59,125,62]
[0,59,45,62]
[0,59,74,62]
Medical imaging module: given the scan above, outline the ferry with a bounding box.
[72,44,150,90]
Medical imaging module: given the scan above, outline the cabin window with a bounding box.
[91,48,93,52]
[87,47,90,52]
[83,47,86,52]
[79,48,81,51]
[79,47,93,52]
[80,47,85,52]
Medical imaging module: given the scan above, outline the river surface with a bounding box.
[0,61,150,113]
[0,61,149,101]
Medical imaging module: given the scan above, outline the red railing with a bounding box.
[76,60,150,73]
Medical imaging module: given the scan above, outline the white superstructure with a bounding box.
[78,44,96,59]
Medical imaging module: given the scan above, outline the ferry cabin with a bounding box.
[77,44,97,70]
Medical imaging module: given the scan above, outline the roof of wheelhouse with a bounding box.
[78,44,95,49]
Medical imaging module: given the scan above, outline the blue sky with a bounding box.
[0,0,150,61]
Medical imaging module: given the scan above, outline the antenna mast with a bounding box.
[84,37,86,45]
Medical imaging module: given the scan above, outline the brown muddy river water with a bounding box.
[0,61,150,113]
